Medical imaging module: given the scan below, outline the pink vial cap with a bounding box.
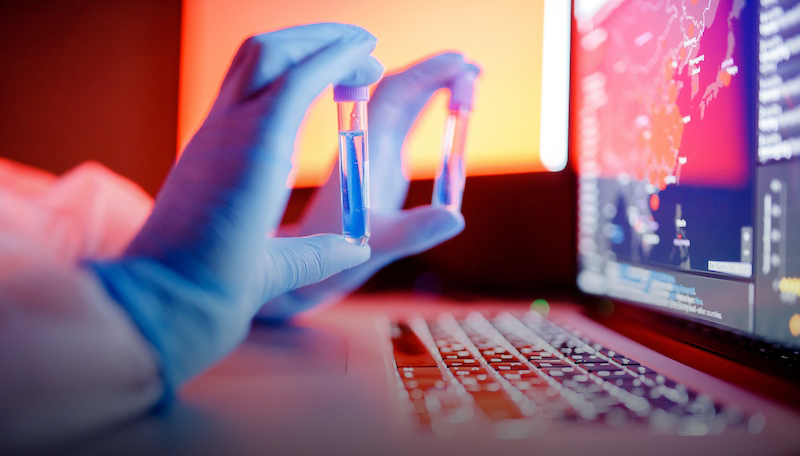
[449,70,479,111]
[333,85,369,102]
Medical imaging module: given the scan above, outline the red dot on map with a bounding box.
[650,194,660,211]
[719,69,732,86]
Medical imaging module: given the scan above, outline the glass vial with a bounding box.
[433,72,477,211]
[334,85,370,246]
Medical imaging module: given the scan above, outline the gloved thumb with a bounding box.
[372,205,465,262]
[260,234,371,301]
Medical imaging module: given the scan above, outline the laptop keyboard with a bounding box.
[391,311,756,437]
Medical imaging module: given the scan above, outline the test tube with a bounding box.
[433,71,477,211]
[334,85,370,246]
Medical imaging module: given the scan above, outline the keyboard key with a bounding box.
[593,370,629,379]
[597,348,625,358]
[402,377,447,390]
[528,355,563,363]
[627,366,658,376]
[531,360,572,368]
[445,359,478,367]
[550,373,592,384]
[400,367,442,378]
[391,322,438,367]
[613,357,641,366]
[560,379,604,394]
[542,367,582,377]
[518,346,552,354]
[581,362,623,372]
[489,362,528,370]
[606,376,647,389]
[471,392,526,420]
[449,366,483,374]
[409,398,432,427]
[569,354,607,363]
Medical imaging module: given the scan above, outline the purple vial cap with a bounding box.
[333,85,369,102]
[449,70,479,111]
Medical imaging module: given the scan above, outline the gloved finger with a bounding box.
[372,53,468,113]
[370,52,471,138]
[212,23,381,113]
[257,234,371,302]
[450,63,481,109]
[265,29,381,131]
[303,206,463,293]
[255,206,463,322]
[272,24,383,89]
[337,57,384,86]
[368,53,475,210]
[370,205,465,260]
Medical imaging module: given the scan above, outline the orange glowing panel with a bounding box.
[180,0,547,187]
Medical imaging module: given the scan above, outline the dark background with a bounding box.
[0,0,181,196]
[0,0,577,299]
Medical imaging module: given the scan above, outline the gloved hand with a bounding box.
[256,53,481,321]
[86,23,384,401]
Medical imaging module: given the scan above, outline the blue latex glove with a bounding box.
[257,53,481,321]
[86,24,384,401]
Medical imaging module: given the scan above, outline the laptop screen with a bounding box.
[572,0,800,348]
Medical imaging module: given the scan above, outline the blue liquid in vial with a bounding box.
[432,112,467,211]
[433,152,464,210]
[433,155,453,206]
[339,130,369,245]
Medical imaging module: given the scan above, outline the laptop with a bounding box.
[84,1,800,455]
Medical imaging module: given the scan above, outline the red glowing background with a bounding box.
[179,0,547,187]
